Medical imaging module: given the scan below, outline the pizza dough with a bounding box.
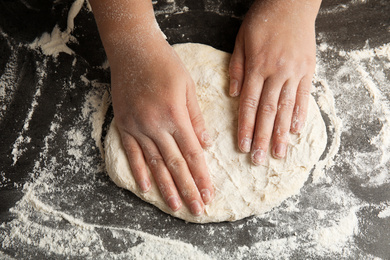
[104,43,327,223]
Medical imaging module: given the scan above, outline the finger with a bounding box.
[229,34,245,97]
[121,134,151,192]
[291,75,312,134]
[172,123,214,206]
[251,77,283,165]
[186,81,212,148]
[272,79,299,159]
[238,71,264,153]
[140,137,182,212]
[155,132,206,216]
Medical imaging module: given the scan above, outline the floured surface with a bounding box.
[1,0,390,259]
[105,43,327,223]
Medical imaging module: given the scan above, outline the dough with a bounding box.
[104,43,327,223]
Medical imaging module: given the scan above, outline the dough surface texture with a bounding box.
[104,43,327,223]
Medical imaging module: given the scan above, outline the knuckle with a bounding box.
[123,141,138,155]
[180,187,194,199]
[166,156,186,171]
[246,60,265,76]
[296,57,316,76]
[229,62,244,77]
[259,102,277,116]
[167,105,179,117]
[274,126,289,141]
[136,118,159,135]
[278,99,295,111]
[184,149,204,164]
[238,123,254,136]
[241,96,259,111]
[166,105,186,120]
[148,155,164,168]
[253,136,271,149]
[276,63,295,79]
[297,87,311,98]
[275,56,288,69]
[191,113,205,128]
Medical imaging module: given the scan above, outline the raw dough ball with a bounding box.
[104,43,327,223]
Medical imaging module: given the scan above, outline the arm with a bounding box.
[229,0,322,164]
[89,0,214,216]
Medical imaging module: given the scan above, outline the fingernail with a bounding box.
[202,131,213,147]
[201,189,212,204]
[167,196,181,211]
[139,180,151,192]
[240,138,252,153]
[274,143,286,158]
[190,200,203,216]
[252,149,266,165]
[230,79,239,97]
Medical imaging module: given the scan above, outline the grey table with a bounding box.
[1,0,389,259]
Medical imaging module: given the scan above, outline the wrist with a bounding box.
[252,0,321,23]
[90,0,165,63]
[104,19,166,63]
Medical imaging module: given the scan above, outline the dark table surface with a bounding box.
[1,0,390,259]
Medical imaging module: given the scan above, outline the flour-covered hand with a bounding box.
[90,0,213,216]
[229,0,321,164]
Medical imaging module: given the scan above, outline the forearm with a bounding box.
[251,0,322,24]
[89,0,162,63]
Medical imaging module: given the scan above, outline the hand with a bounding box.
[110,35,214,216]
[229,0,321,164]
[89,0,214,216]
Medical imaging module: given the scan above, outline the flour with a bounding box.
[314,207,359,251]
[311,74,343,182]
[80,78,111,157]
[2,181,212,259]
[1,0,390,258]
[349,44,390,170]
[1,37,385,257]
[320,42,390,187]
[10,59,47,165]
[29,0,84,58]
[378,204,390,219]
[0,51,18,121]
[29,25,75,58]
[67,129,86,160]
[105,43,328,223]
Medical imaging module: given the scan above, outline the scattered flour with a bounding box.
[313,207,359,251]
[311,74,343,182]
[1,0,389,259]
[378,204,390,219]
[0,51,18,121]
[11,59,47,165]
[80,78,111,157]
[2,184,211,259]
[349,44,390,168]
[335,43,390,187]
[29,0,85,58]
[29,25,75,57]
